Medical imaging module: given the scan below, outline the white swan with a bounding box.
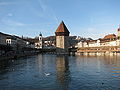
[44,73,50,76]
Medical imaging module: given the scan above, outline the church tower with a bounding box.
[118,25,120,37]
[55,21,70,54]
[39,33,43,49]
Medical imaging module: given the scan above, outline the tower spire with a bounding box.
[39,32,42,36]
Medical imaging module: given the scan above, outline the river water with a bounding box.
[0,54,120,90]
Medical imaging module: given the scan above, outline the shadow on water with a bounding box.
[0,60,10,74]
[56,55,71,90]
[0,56,33,75]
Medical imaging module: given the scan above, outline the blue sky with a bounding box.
[0,0,120,39]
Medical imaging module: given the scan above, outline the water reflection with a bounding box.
[101,55,120,77]
[0,54,120,90]
[36,54,44,72]
[56,55,70,90]
[76,55,120,75]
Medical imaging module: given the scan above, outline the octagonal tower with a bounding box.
[55,21,70,54]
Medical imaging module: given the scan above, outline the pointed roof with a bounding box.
[39,32,42,36]
[55,21,70,33]
[118,25,120,31]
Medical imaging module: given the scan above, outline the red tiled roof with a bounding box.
[55,21,70,34]
[103,34,116,39]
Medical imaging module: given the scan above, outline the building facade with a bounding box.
[77,27,120,48]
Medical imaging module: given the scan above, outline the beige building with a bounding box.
[55,21,70,54]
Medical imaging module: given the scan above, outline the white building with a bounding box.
[35,33,43,49]
[77,27,120,48]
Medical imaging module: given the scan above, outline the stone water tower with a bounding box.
[55,21,70,54]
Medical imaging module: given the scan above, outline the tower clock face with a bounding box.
[39,37,42,40]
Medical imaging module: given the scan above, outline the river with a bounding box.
[0,54,120,90]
